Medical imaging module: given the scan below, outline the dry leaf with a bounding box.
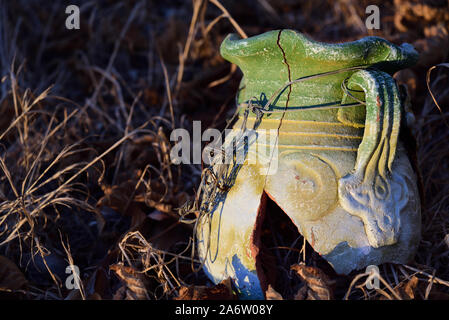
[174,278,235,300]
[265,285,283,300]
[391,275,449,300]
[396,276,419,299]
[97,180,147,229]
[110,263,149,300]
[291,264,334,300]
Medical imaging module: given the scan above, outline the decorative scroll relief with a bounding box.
[338,69,407,248]
[338,168,408,248]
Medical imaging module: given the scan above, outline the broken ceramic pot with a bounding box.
[196,30,421,299]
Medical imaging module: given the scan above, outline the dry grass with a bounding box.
[0,0,448,300]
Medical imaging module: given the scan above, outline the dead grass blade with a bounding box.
[426,63,449,128]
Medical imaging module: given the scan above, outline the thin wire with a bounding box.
[236,66,368,115]
[341,76,367,106]
[261,65,369,112]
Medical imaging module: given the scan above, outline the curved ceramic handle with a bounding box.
[338,69,408,248]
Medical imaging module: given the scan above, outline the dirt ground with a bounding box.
[0,0,448,300]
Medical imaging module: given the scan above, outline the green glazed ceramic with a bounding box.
[196,30,421,299]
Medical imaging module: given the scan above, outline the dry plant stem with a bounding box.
[112,93,139,185]
[424,270,436,300]
[60,232,86,300]
[158,52,175,129]
[426,63,449,128]
[403,265,449,287]
[81,1,143,127]
[344,270,402,300]
[176,0,204,92]
[343,0,365,34]
[33,237,62,297]
[4,78,53,141]
[208,63,237,88]
[0,157,19,199]
[204,13,226,37]
[118,231,181,296]
[22,109,79,195]
[390,264,399,287]
[21,112,58,194]
[0,84,92,252]
[90,66,128,121]
[176,0,247,93]
[209,0,248,39]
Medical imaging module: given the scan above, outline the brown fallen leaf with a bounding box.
[291,264,334,300]
[174,278,235,300]
[382,272,449,300]
[110,263,149,300]
[97,179,147,230]
[265,284,283,300]
[0,256,28,297]
[396,276,419,300]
